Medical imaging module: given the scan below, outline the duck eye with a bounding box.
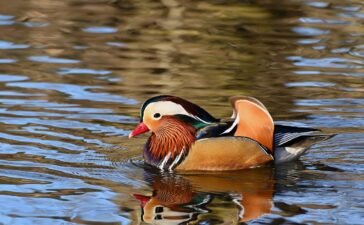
[153,113,161,119]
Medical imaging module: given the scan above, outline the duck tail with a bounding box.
[274,134,335,164]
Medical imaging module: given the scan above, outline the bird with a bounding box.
[129,95,334,171]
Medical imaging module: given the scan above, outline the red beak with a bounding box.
[129,122,149,138]
[133,194,151,207]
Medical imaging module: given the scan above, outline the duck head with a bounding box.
[129,95,216,137]
[129,95,218,166]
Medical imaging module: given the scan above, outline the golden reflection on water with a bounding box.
[132,168,275,224]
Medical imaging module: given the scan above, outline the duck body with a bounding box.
[129,95,334,171]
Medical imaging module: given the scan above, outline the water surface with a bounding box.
[0,0,363,224]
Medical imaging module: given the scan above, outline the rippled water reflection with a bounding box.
[0,0,363,224]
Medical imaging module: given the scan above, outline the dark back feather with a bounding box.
[195,121,236,140]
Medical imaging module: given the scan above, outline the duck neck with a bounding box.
[144,118,196,169]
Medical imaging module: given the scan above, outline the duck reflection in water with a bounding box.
[134,167,275,224]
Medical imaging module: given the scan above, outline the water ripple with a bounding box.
[306,2,330,8]
[28,56,80,64]
[0,14,14,20]
[22,21,49,28]
[0,132,84,151]
[288,56,364,68]
[82,26,118,34]
[349,45,364,58]
[0,117,128,136]
[6,82,138,104]
[292,26,330,36]
[0,41,29,49]
[22,126,112,147]
[0,20,15,26]
[0,74,28,82]
[0,14,15,26]
[0,59,17,63]
[58,68,112,75]
[286,81,336,87]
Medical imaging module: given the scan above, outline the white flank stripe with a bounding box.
[221,112,239,134]
[168,148,184,171]
[158,152,171,170]
[232,194,245,219]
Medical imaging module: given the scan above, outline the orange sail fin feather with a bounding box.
[230,96,274,153]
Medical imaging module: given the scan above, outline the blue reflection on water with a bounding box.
[28,56,80,64]
[82,26,118,34]
[7,82,138,104]
[58,68,112,75]
[0,41,29,49]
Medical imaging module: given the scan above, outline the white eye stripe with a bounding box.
[144,101,191,118]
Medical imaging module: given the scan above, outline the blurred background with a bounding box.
[0,0,363,224]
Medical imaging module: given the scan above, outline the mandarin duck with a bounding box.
[129,95,334,171]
